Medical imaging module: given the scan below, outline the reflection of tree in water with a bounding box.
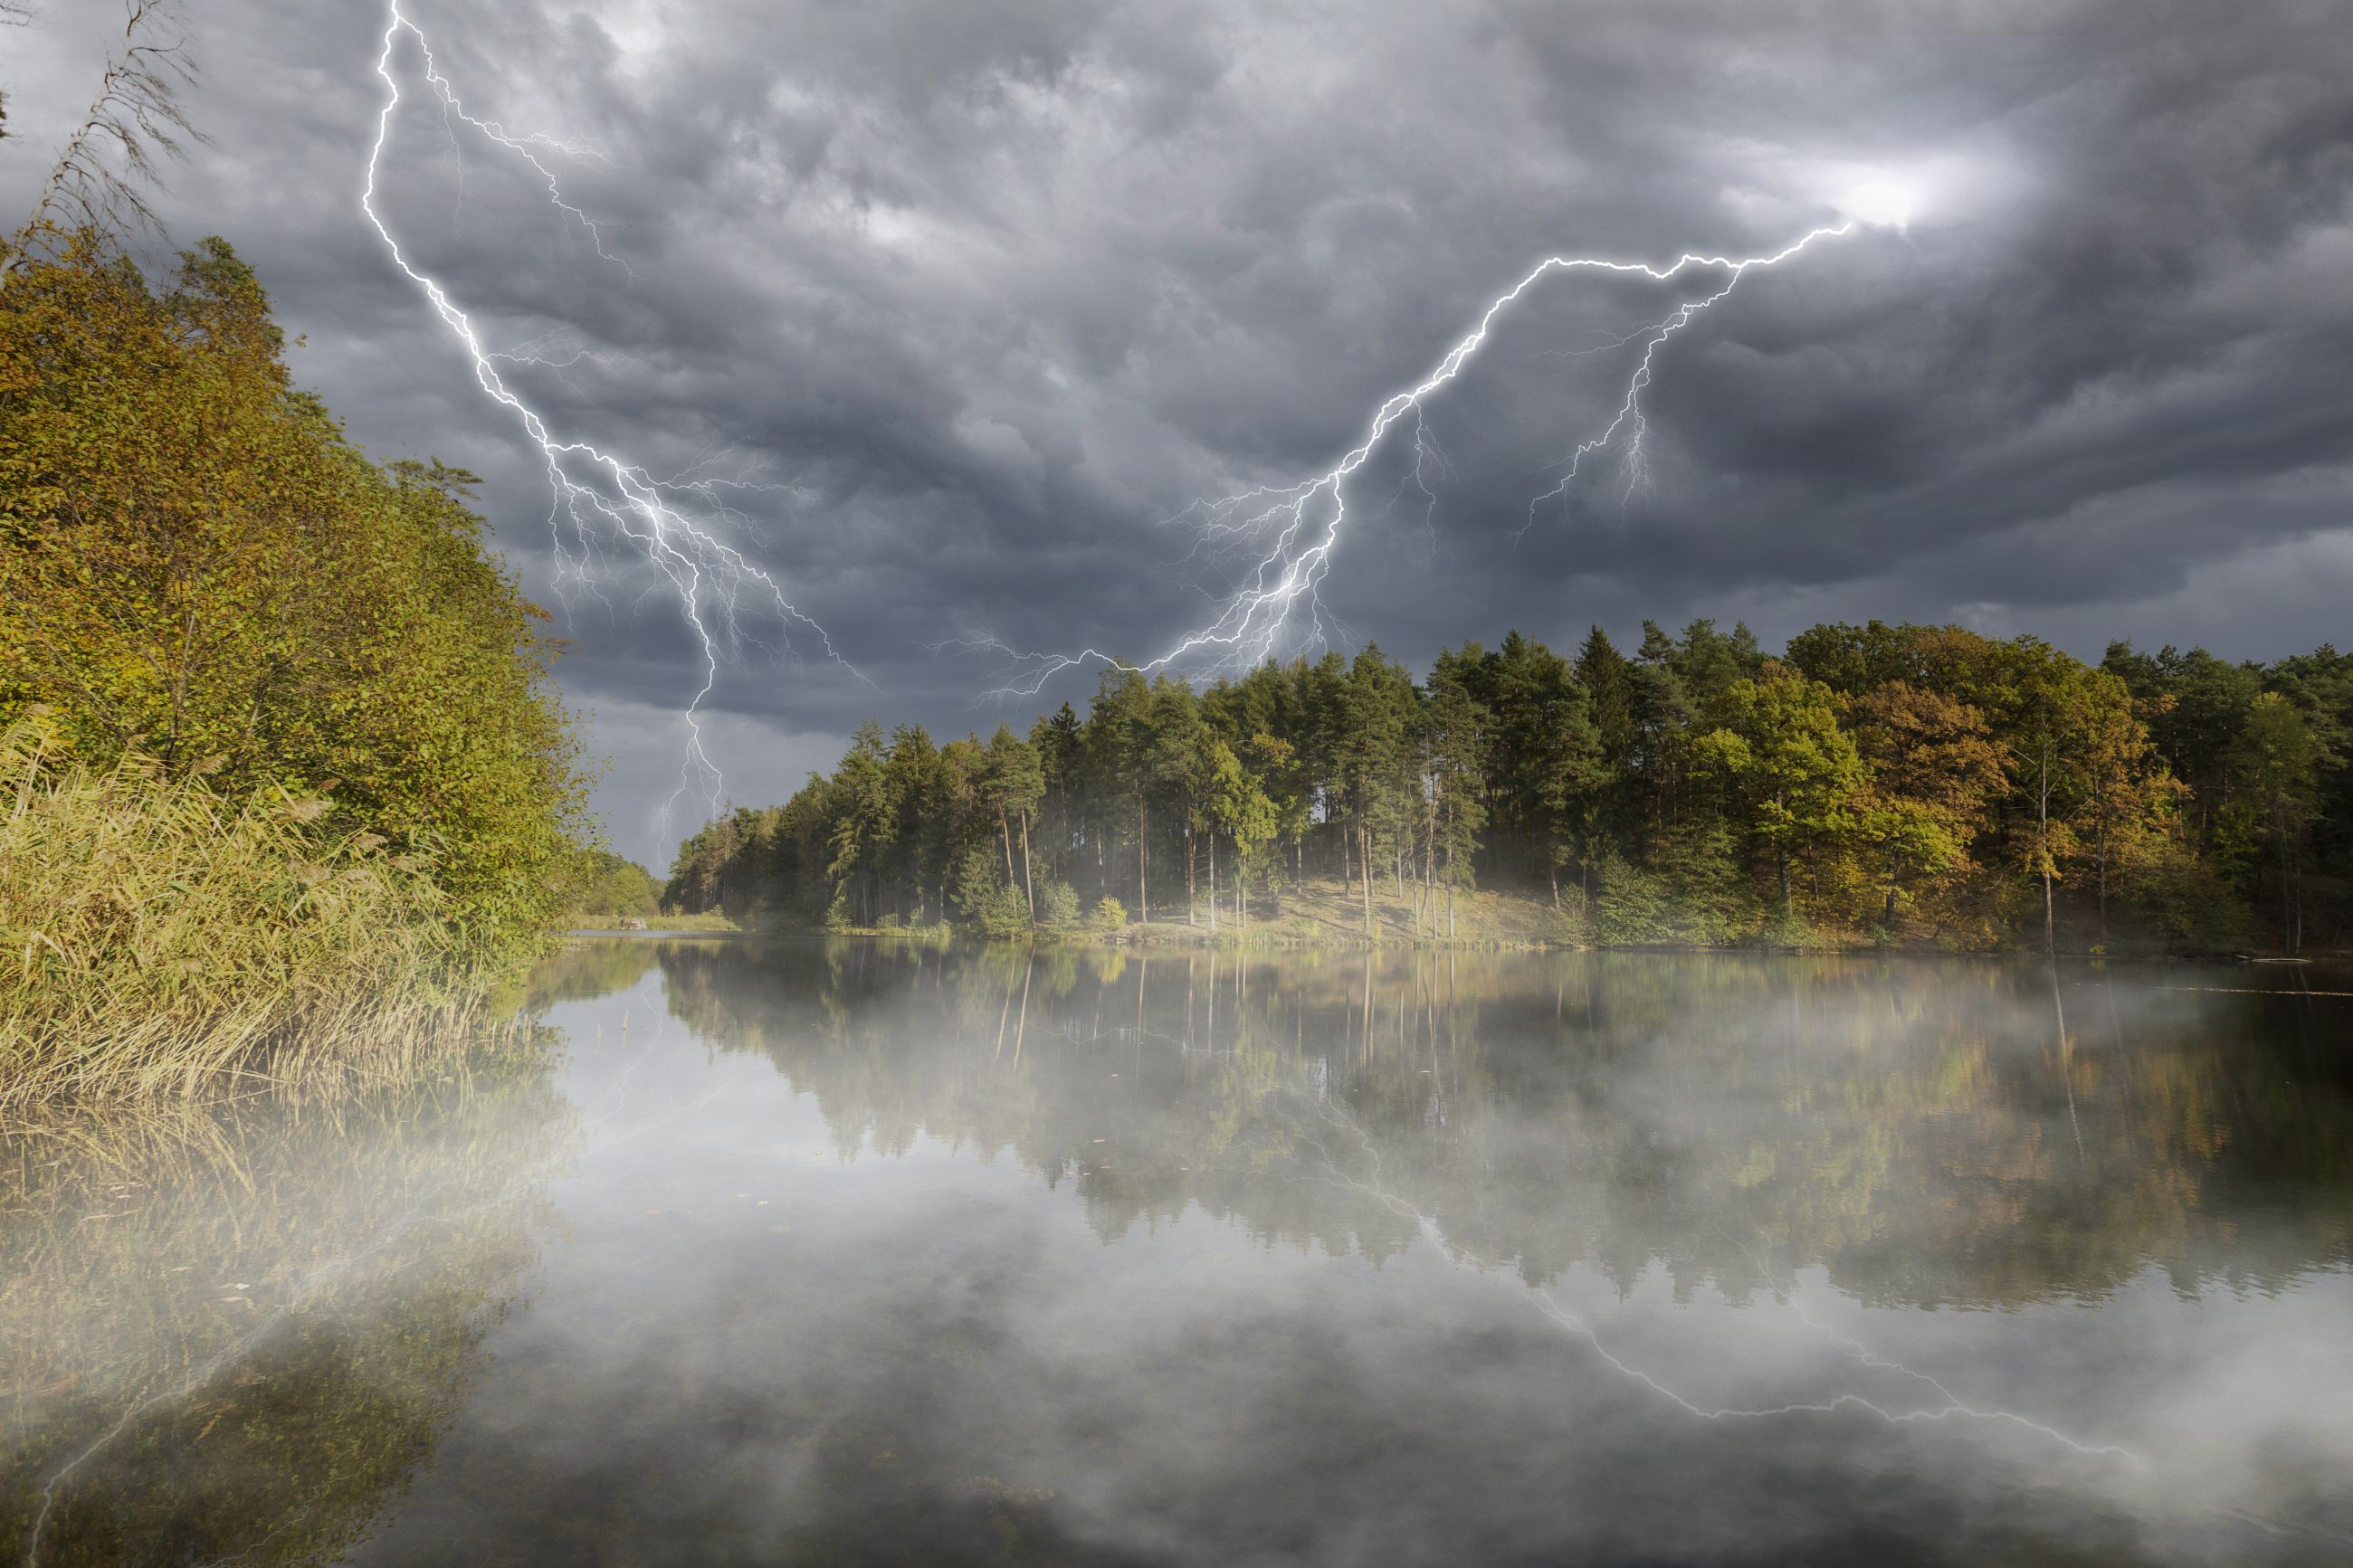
[659,941,2353,1307]
[525,936,663,1008]
[0,1066,575,1566]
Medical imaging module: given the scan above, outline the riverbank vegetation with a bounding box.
[665,623,2348,955]
[1,234,592,1098]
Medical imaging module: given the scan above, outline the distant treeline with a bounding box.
[666,622,2349,953]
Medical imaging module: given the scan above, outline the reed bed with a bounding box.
[0,717,505,1107]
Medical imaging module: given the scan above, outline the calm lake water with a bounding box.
[5,939,2351,1566]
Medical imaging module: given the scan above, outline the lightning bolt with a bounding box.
[977,222,1856,696]
[363,1,855,830]
[1289,1099,2141,1468]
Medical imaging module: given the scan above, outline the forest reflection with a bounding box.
[658,940,2353,1309]
[10,943,2347,1567]
[0,1065,575,1566]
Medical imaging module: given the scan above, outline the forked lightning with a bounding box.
[363,1,851,826]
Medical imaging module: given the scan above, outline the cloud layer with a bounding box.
[5,0,2348,860]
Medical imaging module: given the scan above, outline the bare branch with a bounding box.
[0,1,31,142]
[14,0,210,255]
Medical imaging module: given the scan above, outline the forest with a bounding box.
[665,622,2350,954]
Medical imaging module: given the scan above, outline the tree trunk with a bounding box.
[2279,819,2297,955]
[2040,738,2056,958]
[1430,846,1449,945]
[1361,821,1375,937]
[1208,831,1217,936]
[1137,791,1148,924]
[1020,811,1035,919]
[1186,811,1197,927]
[2095,806,2109,949]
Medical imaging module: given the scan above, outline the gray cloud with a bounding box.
[4,0,2348,863]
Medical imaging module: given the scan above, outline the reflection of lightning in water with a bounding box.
[1288,1098,2142,1468]
[1521,1292,2140,1464]
[364,2,857,829]
[977,223,1857,696]
[21,1154,551,1567]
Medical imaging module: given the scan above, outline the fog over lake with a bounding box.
[8,940,2351,1565]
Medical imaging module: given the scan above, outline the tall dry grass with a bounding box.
[0,717,503,1107]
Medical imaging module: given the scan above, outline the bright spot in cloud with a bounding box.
[1843,176,1920,230]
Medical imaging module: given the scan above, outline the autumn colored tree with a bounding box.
[1847,682,2008,929]
[1,235,587,950]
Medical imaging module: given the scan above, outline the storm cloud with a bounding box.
[4,0,2348,861]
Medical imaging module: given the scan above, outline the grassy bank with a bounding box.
[567,911,740,933]
[740,875,2290,956]
[1089,879,1585,950]
[0,720,511,1109]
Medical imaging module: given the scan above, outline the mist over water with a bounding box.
[7,941,2351,1565]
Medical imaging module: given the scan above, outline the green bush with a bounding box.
[1036,880,1081,933]
[1091,896,1129,932]
[952,846,1031,938]
[1595,854,1674,946]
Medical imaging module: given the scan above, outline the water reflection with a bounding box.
[7,942,2350,1565]
[0,1066,574,1566]
[664,943,2353,1308]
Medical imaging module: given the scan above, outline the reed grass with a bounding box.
[0,717,507,1107]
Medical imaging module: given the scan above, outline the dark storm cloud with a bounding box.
[5,0,2348,860]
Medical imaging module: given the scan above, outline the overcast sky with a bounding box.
[5,0,2348,865]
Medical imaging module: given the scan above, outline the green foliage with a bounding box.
[952,845,1030,938]
[662,619,2349,955]
[0,236,589,956]
[1594,852,1675,946]
[1036,879,1081,934]
[1091,896,1129,932]
[566,850,662,918]
[1697,661,1866,910]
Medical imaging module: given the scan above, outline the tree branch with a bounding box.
[14,1,208,255]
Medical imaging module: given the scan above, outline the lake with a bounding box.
[6,939,2350,1566]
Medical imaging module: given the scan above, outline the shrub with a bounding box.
[951,847,1031,939]
[1036,879,1081,934]
[1091,896,1129,932]
[1594,854,1674,946]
